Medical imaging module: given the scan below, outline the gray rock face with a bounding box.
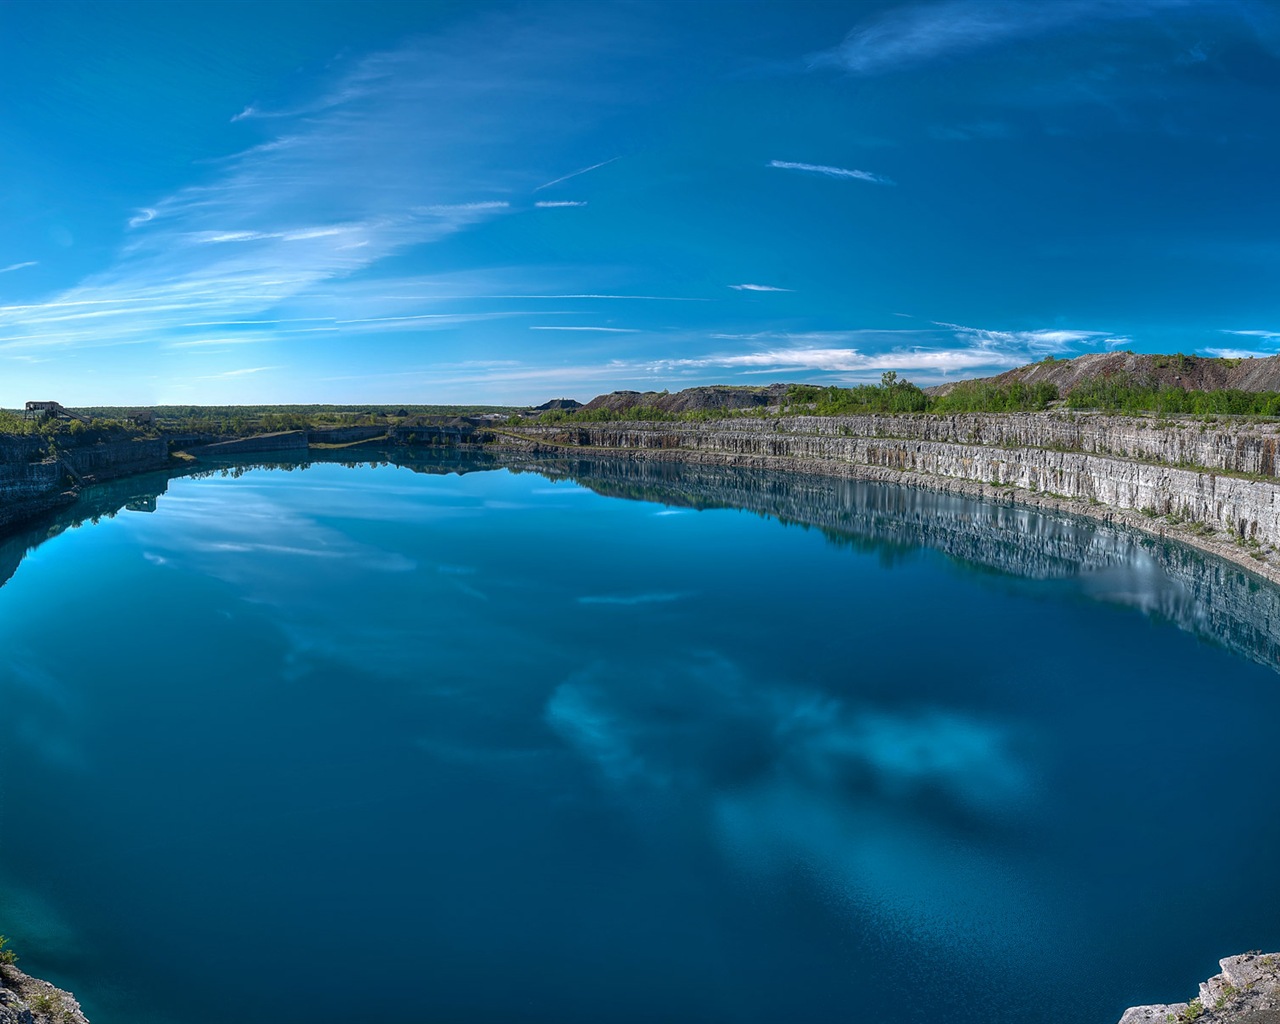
[0,964,88,1024]
[1119,1006,1191,1024]
[0,437,168,532]
[189,429,309,454]
[505,412,1280,582]
[1119,953,1280,1024]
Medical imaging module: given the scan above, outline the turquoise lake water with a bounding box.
[1,454,1279,1024]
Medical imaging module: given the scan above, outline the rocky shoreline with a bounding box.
[490,413,1280,589]
[9,412,1280,595]
[0,963,89,1024]
[1118,952,1280,1024]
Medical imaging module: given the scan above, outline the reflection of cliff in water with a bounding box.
[4,448,1280,676]
[0,450,503,590]
[0,467,175,591]
[532,454,1280,675]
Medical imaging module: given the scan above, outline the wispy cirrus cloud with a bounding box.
[0,261,37,275]
[197,365,282,380]
[654,345,1021,376]
[529,326,639,333]
[634,320,1132,386]
[729,283,792,292]
[933,321,1130,354]
[169,336,283,349]
[287,313,1133,402]
[814,0,1183,76]
[534,200,588,208]
[1221,329,1280,340]
[768,160,893,185]
[0,13,652,357]
[414,202,510,215]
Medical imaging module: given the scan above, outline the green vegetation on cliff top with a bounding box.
[533,373,1059,423]
[11,363,1280,438]
[0,404,518,438]
[534,371,1280,423]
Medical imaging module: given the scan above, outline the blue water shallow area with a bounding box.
[2,455,1279,1024]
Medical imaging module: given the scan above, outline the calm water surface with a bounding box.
[1,456,1278,1024]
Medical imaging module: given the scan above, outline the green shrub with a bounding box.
[1067,378,1280,417]
[930,380,1058,413]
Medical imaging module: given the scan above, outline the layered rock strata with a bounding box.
[187,430,309,454]
[0,437,167,532]
[495,413,1280,585]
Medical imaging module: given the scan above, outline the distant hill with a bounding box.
[533,398,584,412]
[927,351,1280,397]
[582,384,788,414]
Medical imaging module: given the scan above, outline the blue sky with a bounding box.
[2,0,1279,406]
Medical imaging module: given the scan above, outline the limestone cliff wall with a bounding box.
[190,430,309,455]
[0,436,169,534]
[309,425,387,444]
[507,414,1280,551]
[709,412,1280,477]
[60,438,169,482]
[0,461,74,531]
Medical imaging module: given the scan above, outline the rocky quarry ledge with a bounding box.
[496,411,1280,587]
[1119,952,1280,1024]
[0,963,89,1024]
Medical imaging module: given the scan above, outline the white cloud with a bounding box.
[769,160,893,185]
[0,15,647,356]
[332,310,580,330]
[192,231,278,244]
[729,283,792,292]
[415,202,511,213]
[0,261,38,274]
[534,200,588,208]
[1221,329,1280,340]
[933,321,1127,354]
[529,326,639,333]
[197,366,282,380]
[815,0,1176,76]
[1202,348,1261,359]
[503,294,703,301]
[709,329,936,343]
[655,345,1023,375]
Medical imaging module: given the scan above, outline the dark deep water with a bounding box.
[1,454,1278,1024]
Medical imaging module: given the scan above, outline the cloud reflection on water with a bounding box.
[546,651,1046,950]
